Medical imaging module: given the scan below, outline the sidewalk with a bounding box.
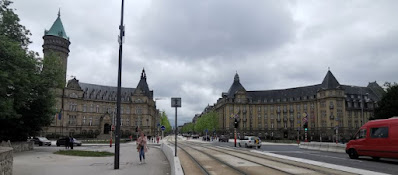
[13,142,170,175]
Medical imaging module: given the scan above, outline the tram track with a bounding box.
[182,141,356,175]
[168,141,246,175]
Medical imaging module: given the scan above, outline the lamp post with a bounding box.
[114,0,125,169]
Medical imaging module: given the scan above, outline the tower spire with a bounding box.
[58,8,60,17]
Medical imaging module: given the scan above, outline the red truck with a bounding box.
[346,117,398,160]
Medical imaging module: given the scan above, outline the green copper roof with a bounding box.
[44,10,69,40]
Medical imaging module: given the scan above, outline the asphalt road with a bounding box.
[210,141,398,175]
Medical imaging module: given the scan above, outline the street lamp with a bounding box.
[114,0,125,170]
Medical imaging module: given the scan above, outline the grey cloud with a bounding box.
[132,0,296,59]
[11,1,398,127]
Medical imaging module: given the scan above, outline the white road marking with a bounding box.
[252,150,391,175]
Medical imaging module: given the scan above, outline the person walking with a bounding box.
[136,132,148,164]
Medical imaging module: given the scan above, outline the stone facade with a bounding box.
[203,71,384,141]
[0,147,13,175]
[41,12,160,139]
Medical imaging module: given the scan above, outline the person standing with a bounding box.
[136,132,148,164]
[65,137,70,149]
[69,136,74,150]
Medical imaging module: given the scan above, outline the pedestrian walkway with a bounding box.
[13,142,170,175]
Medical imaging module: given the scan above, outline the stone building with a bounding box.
[211,71,384,141]
[41,12,160,139]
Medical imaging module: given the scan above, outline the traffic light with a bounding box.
[234,118,239,128]
[303,122,308,130]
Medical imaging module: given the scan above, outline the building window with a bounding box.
[296,104,300,111]
[264,114,268,120]
[126,107,130,114]
[126,118,130,126]
[94,117,99,126]
[136,106,142,114]
[82,116,86,125]
[83,104,87,112]
[271,123,274,129]
[96,105,100,113]
[90,104,94,112]
[121,118,123,126]
[69,103,77,111]
[68,115,76,125]
[89,117,92,126]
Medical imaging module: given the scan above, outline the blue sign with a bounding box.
[205,129,208,133]
[157,123,161,127]
[161,125,166,131]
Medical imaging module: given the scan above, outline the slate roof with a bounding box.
[134,69,153,98]
[226,73,246,98]
[246,84,320,102]
[44,10,69,40]
[79,82,135,102]
[224,71,383,103]
[320,70,340,89]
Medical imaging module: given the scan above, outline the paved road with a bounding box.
[210,140,398,175]
[13,142,170,175]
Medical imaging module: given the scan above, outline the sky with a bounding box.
[10,0,398,127]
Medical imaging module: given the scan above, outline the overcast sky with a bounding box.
[11,0,398,127]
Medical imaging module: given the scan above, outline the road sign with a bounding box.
[171,98,182,107]
[205,129,208,133]
[161,125,166,131]
[157,123,161,127]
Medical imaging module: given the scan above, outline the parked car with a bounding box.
[56,137,82,146]
[32,137,51,146]
[219,135,229,142]
[202,135,210,141]
[191,134,199,139]
[238,136,261,148]
[346,117,398,160]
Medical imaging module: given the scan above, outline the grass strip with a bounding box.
[54,150,114,157]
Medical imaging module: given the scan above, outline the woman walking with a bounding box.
[137,132,148,164]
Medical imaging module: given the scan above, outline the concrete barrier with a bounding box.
[319,143,329,151]
[299,142,346,153]
[161,142,184,175]
[0,140,34,153]
[0,147,13,175]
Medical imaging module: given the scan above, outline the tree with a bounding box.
[0,0,31,48]
[0,0,63,141]
[193,111,219,135]
[374,82,398,119]
[160,111,172,134]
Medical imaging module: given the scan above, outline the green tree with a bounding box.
[374,82,398,119]
[0,0,31,48]
[160,111,172,134]
[0,0,63,141]
[194,111,219,135]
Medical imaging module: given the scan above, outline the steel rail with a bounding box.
[189,142,334,175]
[168,142,210,175]
[176,142,247,175]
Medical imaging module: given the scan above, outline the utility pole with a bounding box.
[114,0,125,170]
